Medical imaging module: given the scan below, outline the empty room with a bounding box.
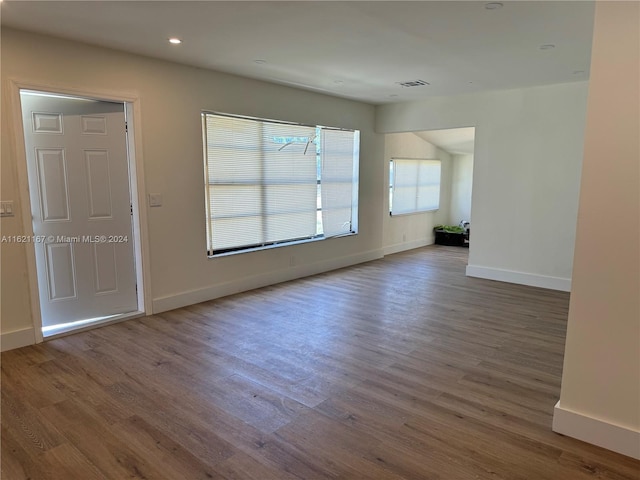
[1,1,638,479]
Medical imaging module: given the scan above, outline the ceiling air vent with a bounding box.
[397,79,430,88]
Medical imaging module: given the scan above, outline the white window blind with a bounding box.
[321,129,360,237]
[390,158,441,215]
[203,113,359,255]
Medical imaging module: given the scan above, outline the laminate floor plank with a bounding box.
[272,410,406,480]
[1,426,59,480]
[0,381,67,454]
[40,443,109,480]
[213,451,302,480]
[39,398,168,479]
[2,246,638,479]
[109,415,228,480]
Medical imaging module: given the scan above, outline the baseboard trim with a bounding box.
[153,248,384,313]
[553,401,640,459]
[466,264,571,292]
[383,238,433,256]
[1,327,36,352]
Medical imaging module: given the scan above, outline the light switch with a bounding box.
[0,201,14,217]
[148,193,163,207]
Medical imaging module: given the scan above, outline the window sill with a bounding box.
[389,208,439,217]
[207,231,357,258]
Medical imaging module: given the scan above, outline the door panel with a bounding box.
[32,112,63,133]
[36,148,70,222]
[21,92,138,330]
[45,242,77,301]
[81,115,107,135]
[85,150,113,219]
[93,243,118,294]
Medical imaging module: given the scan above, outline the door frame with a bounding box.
[9,79,152,342]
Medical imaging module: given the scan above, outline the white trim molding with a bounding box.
[466,264,571,292]
[1,327,36,352]
[383,238,433,256]
[553,401,640,460]
[153,248,383,313]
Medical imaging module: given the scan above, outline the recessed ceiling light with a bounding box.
[389,94,399,98]
[334,80,344,85]
[485,2,503,10]
[573,70,585,75]
[168,38,182,45]
[254,59,267,65]
[540,44,556,50]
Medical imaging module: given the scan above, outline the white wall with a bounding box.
[553,1,640,459]
[0,29,384,348]
[383,133,452,255]
[449,154,474,225]
[376,82,589,291]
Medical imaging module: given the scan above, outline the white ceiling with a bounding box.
[0,1,595,105]
[414,127,476,155]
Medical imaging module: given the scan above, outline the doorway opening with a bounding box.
[384,126,475,256]
[19,90,144,337]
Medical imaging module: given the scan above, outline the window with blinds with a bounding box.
[389,158,441,215]
[203,112,359,256]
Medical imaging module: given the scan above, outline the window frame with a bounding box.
[389,157,442,216]
[202,111,359,257]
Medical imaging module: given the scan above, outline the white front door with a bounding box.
[20,91,138,334]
